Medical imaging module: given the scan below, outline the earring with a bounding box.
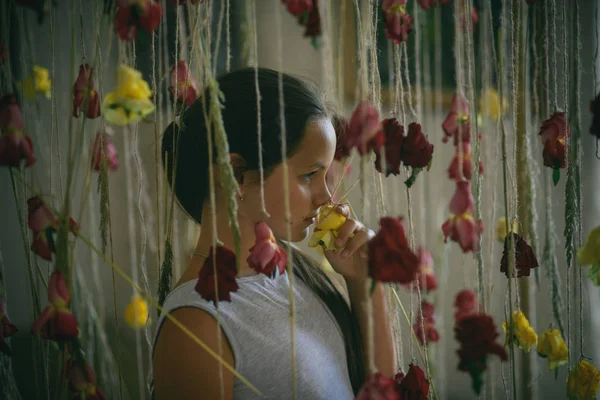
[239,194,244,201]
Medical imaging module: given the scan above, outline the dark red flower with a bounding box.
[169,60,199,106]
[396,364,430,399]
[460,5,478,32]
[403,248,437,292]
[355,372,399,400]
[368,217,419,284]
[441,181,483,253]
[344,101,384,155]
[73,64,101,119]
[500,232,539,278]
[442,94,471,144]
[196,246,239,304]
[454,289,481,321]
[414,302,440,346]
[375,118,404,176]
[455,314,507,394]
[0,95,36,168]
[67,361,107,400]
[447,143,484,181]
[590,92,600,139]
[400,122,434,168]
[301,0,321,38]
[417,0,438,10]
[282,0,313,17]
[539,111,569,169]
[170,0,202,4]
[115,1,163,42]
[247,222,288,276]
[383,0,413,44]
[91,132,119,172]
[32,272,80,341]
[332,114,350,161]
[0,42,7,65]
[0,300,17,356]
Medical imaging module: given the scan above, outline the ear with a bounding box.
[229,153,247,186]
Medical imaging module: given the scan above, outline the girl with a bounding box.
[152,68,396,399]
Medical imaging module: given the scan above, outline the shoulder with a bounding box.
[153,307,235,400]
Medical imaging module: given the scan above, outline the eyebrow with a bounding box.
[309,162,326,170]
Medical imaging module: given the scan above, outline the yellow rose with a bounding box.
[503,310,538,352]
[308,205,347,252]
[124,294,150,329]
[479,88,507,122]
[20,65,52,99]
[567,360,600,400]
[495,217,519,242]
[537,329,568,370]
[102,65,155,126]
[577,226,600,266]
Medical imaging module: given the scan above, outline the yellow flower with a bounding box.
[495,217,518,242]
[20,66,52,99]
[567,360,600,400]
[308,205,347,252]
[479,88,507,121]
[537,329,568,370]
[577,226,600,266]
[124,294,150,329]
[102,65,154,126]
[502,311,538,352]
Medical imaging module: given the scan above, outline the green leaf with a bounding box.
[404,168,422,188]
[588,264,600,286]
[553,168,560,185]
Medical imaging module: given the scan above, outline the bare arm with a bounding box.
[153,307,235,400]
[345,277,397,379]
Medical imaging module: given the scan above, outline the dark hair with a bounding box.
[161,67,365,394]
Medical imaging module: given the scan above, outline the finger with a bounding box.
[334,203,350,218]
[334,219,359,248]
[340,229,373,259]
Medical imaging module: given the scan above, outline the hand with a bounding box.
[323,204,375,280]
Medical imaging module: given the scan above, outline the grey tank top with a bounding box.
[152,268,354,400]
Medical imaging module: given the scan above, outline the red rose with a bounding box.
[32,272,80,341]
[73,64,101,119]
[400,122,434,168]
[382,0,413,44]
[344,101,384,155]
[169,60,199,106]
[355,372,399,400]
[396,363,429,399]
[91,132,119,172]
[375,118,404,176]
[368,217,419,284]
[115,1,163,42]
[282,0,313,17]
[539,111,569,169]
[403,248,437,292]
[196,246,239,304]
[442,94,471,145]
[300,0,321,38]
[447,143,483,181]
[67,362,107,400]
[247,222,288,276]
[453,289,480,321]
[139,1,163,33]
[417,0,437,10]
[414,302,440,346]
[500,232,539,278]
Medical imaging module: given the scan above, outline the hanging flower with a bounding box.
[447,143,484,181]
[32,272,79,341]
[308,205,347,252]
[195,246,239,304]
[382,0,413,44]
[20,65,51,99]
[567,360,600,400]
[400,123,434,169]
[91,131,119,172]
[441,181,483,253]
[442,93,471,145]
[67,362,107,400]
[115,0,163,42]
[368,216,419,284]
[460,4,479,32]
[102,65,155,126]
[396,363,430,399]
[343,101,384,155]
[375,118,404,176]
[301,0,321,39]
[576,225,600,266]
[539,111,569,172]
[589,92,600,139]
[0,300,17,356]
[455,314,508,395]
[0,42,7,65]
[124,294,149,329]
[282,0,313,17]
[454,289,481,321]
[247,222,288,276]
[404,248,437,292]
[479,88,507,122]
[0,95,36,168]
[537,329,568,370]
[355,372,399,400]
[73,64,101,119]
[417,0,437,10]
[169,60,199,107]
[495,217,519,242]
[500,232,539,278]
[170,0,202,4]
[414,302,440,346]
[502,310,538,352]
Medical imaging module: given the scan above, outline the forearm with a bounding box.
[345,277,397,379]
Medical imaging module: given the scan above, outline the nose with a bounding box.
[313,177,333,209]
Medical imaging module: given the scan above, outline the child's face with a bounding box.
[242,117,336,242]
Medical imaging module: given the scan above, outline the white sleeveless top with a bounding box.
[152,268,354,400]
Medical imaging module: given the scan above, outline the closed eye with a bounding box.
[303,170,319,183]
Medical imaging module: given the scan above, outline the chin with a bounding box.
[275,224,311,243]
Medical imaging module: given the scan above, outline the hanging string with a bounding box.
[225,0,231,72]
[395,46,405,126]
[320,0,336,101]
[551,0,558,109]
[402,43,417,120]
[151,12,162,272]
[336,0,348,107]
